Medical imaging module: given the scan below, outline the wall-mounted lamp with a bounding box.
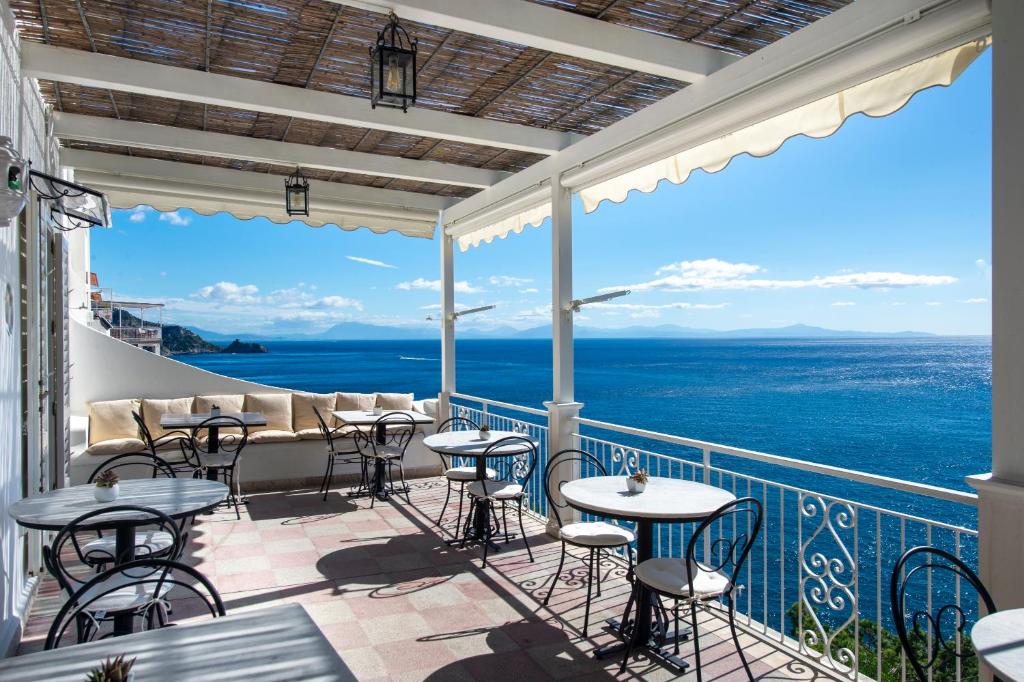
[0,137,28,224]
[427,304,496,322]
[568,289,630,313]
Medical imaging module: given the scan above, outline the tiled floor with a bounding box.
[19,478,846,681]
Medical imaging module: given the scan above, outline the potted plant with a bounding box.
[478,424,492,440]
[626,469,649,494]
[210,403,221,417]
[93,469,120,502]
[86,655,136,682]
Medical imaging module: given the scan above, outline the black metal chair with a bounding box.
[184,416,249,519]
[890,546,998,682]
[435,416,497,533]
[313,405,364,501]
[43,505,186,643]
[619,497,763,680]
[45,558,225,649]
[352,411,417,507]
[543,448,635,635]
[84,453,180,567]
[464,435,538,568]
[132,411,195,477]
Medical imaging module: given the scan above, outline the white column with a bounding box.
[545,173,582,535]
[968,0,1024,615]
[438,217,455,425]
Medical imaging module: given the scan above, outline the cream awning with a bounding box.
[453,38,989,249]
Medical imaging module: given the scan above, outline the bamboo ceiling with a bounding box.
[11,0,851,198]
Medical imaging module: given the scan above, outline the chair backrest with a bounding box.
[44,505,184,596]
[375,411,417,452]
[890,546,996,681]
[190,416,248,463]
[482,435,538,493]
[684,497,763,599]
[544,448,607,528]
[87,451,177,484]
[434,417,479,470]
[312,405,336,450]
[45,558,225,649]
[132,410,156,452]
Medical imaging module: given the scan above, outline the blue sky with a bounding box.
[91,51,992,337]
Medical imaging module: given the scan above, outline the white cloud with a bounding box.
[831,301,856,307]
[128,206,149,223]
[192,281,362,311]
[489,275,532,287]
[346,256,397,269]
[318,295,363,309]
[961,297,989,304]
[518,288,539,294]
[588,301,728,320]
[158,210,192,226]
[514,305,551,321]
[195,281,260,304]
[420,303,470,312]
[396,278,483,294]
[603,258,958,293]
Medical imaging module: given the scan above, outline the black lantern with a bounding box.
[370,12,417,112]
[285,167,309,216]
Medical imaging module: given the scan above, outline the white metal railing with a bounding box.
[448,393,982,682]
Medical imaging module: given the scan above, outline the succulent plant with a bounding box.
[85,655,136,682]
[628,469,649,485]
[478,424,490,432]
[94,469,120,488]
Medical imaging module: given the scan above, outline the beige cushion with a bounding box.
[295,427,326,440]
[248,430,300,444]
[634,558,731,599]
[244,393,292,433]
[560,521,636,547]
[375,392,414,411]
[336,392,375,411]
[86,438,147,456]
[88,399,141,445]
[194,394,245,435]
[141,397,194,441]
[292,392,336,432]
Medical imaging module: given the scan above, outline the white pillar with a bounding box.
[546,173,582,535]
[438,219,455,424]
[967,0,1024,615]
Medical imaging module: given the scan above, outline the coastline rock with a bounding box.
[223,339,269,354]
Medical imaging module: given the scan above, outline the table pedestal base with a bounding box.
[449,498,511,555]
[595,616,691,672]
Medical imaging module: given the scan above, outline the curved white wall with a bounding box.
[70,319,287,414]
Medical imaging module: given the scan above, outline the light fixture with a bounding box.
[0,137,28,224]
[28,170,111,231]
[426,304,496,322]
[568,289,631,313]
[285,167,309,217]
[370,12,417,112]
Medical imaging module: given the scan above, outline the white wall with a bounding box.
[0,3,57,657]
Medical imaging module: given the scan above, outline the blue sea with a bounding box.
[178,337,990,637]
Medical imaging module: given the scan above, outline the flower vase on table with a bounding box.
[478,425,492,440]
[93,470,120,502]
[626,469,648,494]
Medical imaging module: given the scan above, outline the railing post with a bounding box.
[702,446,712,559]
[438,221,455,423]
[545,400,584,536]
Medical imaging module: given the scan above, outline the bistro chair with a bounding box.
[43,506,185,643]
[619,497,763,680]
[434,416,497,533]
[313,405,364,501]
[84,454,181,566]
[352,411,418,507]
[45,558,225,649]
[890,546,998,682]
[464,435,538,568]
[184,416,249,519]
[132,411,195,477]
[543,448,635,636]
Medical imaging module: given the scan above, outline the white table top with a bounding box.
[332,409,434,425]
[423,430,538,457]
[160,411,268,427]
[972,608,1024,681]
[0,604,357,681]
[8,478,229,530]
[561,476,736,522]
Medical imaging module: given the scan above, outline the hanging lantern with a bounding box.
[0,136,28,224]
[369,12,417,112]
[285,167,309,217]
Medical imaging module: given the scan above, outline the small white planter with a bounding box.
[94,484,119,503]
[478,430,492,440]
[626,478,646,494]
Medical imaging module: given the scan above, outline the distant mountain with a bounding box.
[187,321,936,341]
[162,325,222,356]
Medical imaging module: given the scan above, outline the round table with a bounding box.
[9,478,228,635]
[560,476,735,671]
[972,609,1024,681]
[423,430,539,549]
